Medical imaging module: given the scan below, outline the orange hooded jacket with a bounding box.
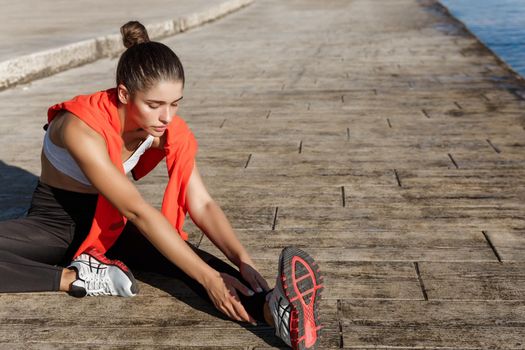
[47,88,198,259]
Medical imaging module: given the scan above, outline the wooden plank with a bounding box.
[196,168,401,187]
[0,345,249,350]
[140,183,343,208]
[273,206,525,233]
[419,262,525,300]
[197,228,497,262]
[486,230,525,262]
[251,260,424,300]
[0,295,338,348]
[339,299,525,349]
[152,254,424,301]
[0,325,276,348]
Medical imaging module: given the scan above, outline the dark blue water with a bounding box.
[440,0,525,77]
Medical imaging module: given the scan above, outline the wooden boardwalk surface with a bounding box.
[1,0,525,348]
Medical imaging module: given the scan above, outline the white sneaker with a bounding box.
[267,246,324,349]
[67,247,138,297]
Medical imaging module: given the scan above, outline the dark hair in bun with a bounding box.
[120,21,150,48]
[116,21,185,94]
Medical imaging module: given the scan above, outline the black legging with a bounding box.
[0,181,269,322]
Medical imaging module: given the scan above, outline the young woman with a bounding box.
[0,21,323,349]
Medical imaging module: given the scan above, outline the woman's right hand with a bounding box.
[203,271,257,325]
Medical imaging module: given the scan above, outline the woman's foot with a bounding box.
[67,247,139,297]
[267,246,324,349]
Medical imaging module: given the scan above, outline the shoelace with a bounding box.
[276,295,292,339]
[268,288,291,344]
[80,265,115,296]
[270,279,291,339]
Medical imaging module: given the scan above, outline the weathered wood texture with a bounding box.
[1,0,525,348]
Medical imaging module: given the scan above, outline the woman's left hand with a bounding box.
[239,260,271,294]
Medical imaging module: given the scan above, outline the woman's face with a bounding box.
[122,80,184,136]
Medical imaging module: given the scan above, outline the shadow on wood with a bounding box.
[0,160,38,220]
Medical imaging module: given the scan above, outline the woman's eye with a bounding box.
[148,104,160,109]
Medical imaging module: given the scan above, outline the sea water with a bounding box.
[440,0,525,77]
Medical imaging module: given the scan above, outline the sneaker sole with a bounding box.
[83,247,139,296]
[279,246,324,350]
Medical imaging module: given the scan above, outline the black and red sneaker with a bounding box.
[267,246,324,349]
[67,247,139,297]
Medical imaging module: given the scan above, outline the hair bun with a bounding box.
[120,21,150,48]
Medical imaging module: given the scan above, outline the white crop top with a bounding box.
[43,128,155,186]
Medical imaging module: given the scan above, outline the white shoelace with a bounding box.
[268,289,292,346]
[79,265,115,296]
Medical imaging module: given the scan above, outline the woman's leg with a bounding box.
[106,222,270,323]
[0,181,95,293]
[107,223,324,349]
[0,217,69,292]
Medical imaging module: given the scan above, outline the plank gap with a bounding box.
[486,139,501,154]
[346,128,350,141]
[454,101,463,109]
[341,95,345,104]
[298,140,303,154]
[196,233,205,248]
[244,154,252,169]
[387,118,392,128]
[448,153,459,169]
[413,262,428,301]
[271,207,279,231]
[338,320,344,348]
[337,299,344,348]
[265,110,271,119]
[307,103,311,111]
[422,109,431,119]
[482,230,503,263]
[219,119,227,128]
[393,169,402,187]
[341,186,346,207]
[481,93,490,101]
[373,88,378,95]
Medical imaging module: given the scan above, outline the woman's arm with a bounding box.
[185,162,270,292]
[61,113,256,323]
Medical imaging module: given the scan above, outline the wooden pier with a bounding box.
[1,0,524,348]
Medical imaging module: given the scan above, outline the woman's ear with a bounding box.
[117,84,130,104]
